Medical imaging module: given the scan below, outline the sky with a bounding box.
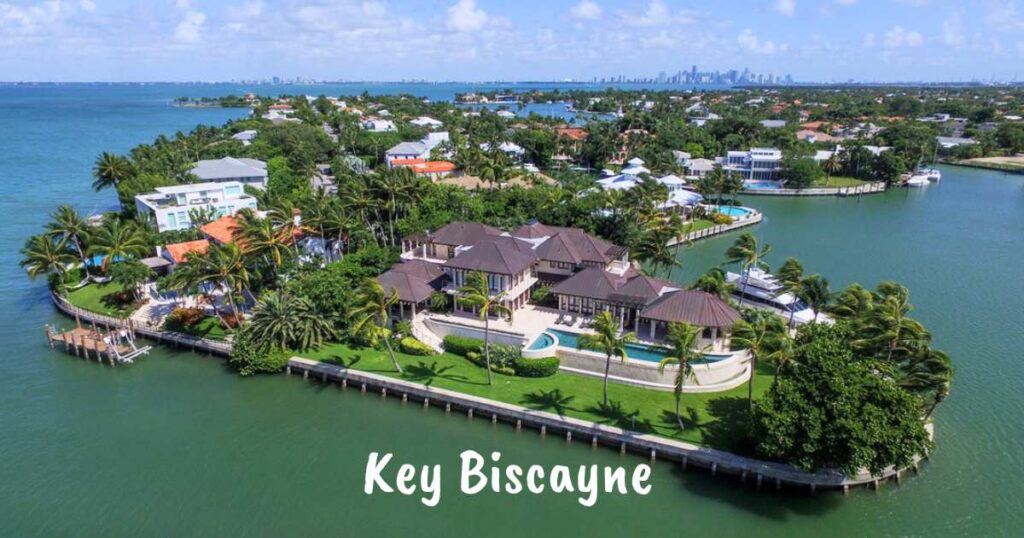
[1,0,1023,82]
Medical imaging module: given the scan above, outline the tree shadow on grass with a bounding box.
[520,388,576,417]
[658,406,703,433]
[583,400,654,434]
[701,396,758,457]
[402,361,468,386]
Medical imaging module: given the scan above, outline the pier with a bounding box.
[286,356,927,493]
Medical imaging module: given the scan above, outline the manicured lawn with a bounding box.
[812,176,867,187]
[175,316,230,340]
[66,282,136,318]
[300,343,775,453]
[682,219,715,234]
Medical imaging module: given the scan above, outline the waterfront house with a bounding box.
[442,235,538,313]
[685,158,715,179]
[378,259,447,320]
[363,118,396,132]
[158,239,210,269]
[134,181,258,232]
[722,148,782,181]
[389,158,457,180]
[231,130,258,145]
[480,141,525,160]
[200,215,242,246]
[410,116,444,129]
[191,157,268,188]
[385,132,450,165]
[759,119,787,129]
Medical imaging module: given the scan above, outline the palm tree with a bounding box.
[797,274,832,322]
[87,219,148,272]
[46,205,94,278]
[247,290,336,351]
[857,288,929,362]
[236,210,292,270]
[829,283,874,321]
[689,267,733,301]
[268,199,302,256]
[822,153,843,185]
[92,152,133,191]
[897,347,952,420]
[731,312,786,412]
[430,291,450,312]
[456,271,513,385]
[658,322,703,429]
[577,310,636,407]
[191,243,251,324]
[350,278,403,373]
[725,232,770,305]
[775,257,804,326]
[20,235,75,292]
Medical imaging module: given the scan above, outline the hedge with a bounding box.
[513,356,560,378]
[442,335,484,356]
[399,337,436,356]
[466,351,516,376]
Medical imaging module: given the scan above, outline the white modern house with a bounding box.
[191,157,268,188]
[410,116,444,129]
[231,130,258,145]
[685,158,715,179]
[759,119,787,129]
[135,182,258,232]
[363,118,397,132]
[722,148,782,181]
[385,132,450,165]
[480,141,525,159]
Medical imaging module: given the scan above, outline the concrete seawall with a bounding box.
[742,182,887,197]
[286,356,928,493]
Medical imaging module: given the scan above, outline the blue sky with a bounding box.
[1,0,1023,82]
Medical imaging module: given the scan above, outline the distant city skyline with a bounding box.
[2,0,1024,83]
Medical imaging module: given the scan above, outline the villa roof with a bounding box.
[164,239,209,264]
[639,290,741,328]
[430,221,502,246]
[389,259,445,283]
[554,128,588,141]
[550,267,669,305]
[443,236,536,275]
[377,270,435,304]
[534,228,620,265]
[201,215,240,245]
[387,141,428,156]
[511,221,558,239]
[191,157,267,181]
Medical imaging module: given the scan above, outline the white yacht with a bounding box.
[725,267,832,325]
[905,174,930,188]
[917,167,942,182]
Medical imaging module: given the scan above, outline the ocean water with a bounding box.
[1,84,1022,536]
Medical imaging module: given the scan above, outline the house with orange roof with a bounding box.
[159,239,210,267]
[201,215,241,246]
[390,158,457,180]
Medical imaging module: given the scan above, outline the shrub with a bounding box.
[229,326,290,376]
[531,286,554,306]
[711,212,733,225]
[165,307,205,330]
[465,351,515,376]
[443,335,484,356]
[513,356,560,378]
[393,320,413,338]
[488,344,521,370]
[399,337,435,356]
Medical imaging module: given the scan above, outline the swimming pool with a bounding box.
[526,332,556,350]
[85,254,123,268]
[547,329,722,364]
[743,180,782,190]
[714,206,753,218]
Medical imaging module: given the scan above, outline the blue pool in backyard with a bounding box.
[538,329,725,364]
[714,206,753,218]
[743,180,783,190]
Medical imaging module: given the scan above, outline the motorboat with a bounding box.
[917,167,942,182]
[725,267,833,325]
[905,174,930,188]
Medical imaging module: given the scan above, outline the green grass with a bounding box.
[811,176,867,187]
[66,282,136,318]
[299,343,775,453]
[684,219,716,233]
[175,316,230,340]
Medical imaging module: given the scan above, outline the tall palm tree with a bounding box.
[797,274,832,322]
[350,278,403,373]
[689,267,733,301]
[236,210,292,270]
[191,243,251,324]
[829,283,874,321]
[731,312,786,412]
[822,153,843,185]
[92,152,133,191]
[268,199,302,256]
[725,232,770,305]
[20,235,75,292]
[658,322,703,429]
[456,271,513,385]
[857,289,929,362]
[775,257,804,326]
[576,310,636,407]
[87,219,148,272]
[46,205,94,277]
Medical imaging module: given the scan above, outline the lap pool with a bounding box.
[538,328,724,364]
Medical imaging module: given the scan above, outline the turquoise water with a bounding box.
[744,180,783,190]
[547,328,723,364]
[715,206,754,217]
[526,331,556,350]
[2,84,1023,535]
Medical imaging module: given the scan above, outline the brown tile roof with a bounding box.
[511,221,558,239]
[535,228,620,265]
[443,236,536,275]
[549,267,669,305]
[554,127,588,141]
[639,290,741,327]
[164,239,209,264]
[201,215,240,245]
[389,259,445,284]
[429,221,502,247]
[377,270,436,304]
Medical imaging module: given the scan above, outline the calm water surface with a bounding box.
[1,84,1022,536]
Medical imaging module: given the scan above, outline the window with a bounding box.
[167,213,177,229]
[224,186,241,196]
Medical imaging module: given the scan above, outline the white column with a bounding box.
[649,320,656,340]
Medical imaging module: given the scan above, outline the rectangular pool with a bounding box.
[547,329,721,364]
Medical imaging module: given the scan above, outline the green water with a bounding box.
[1,85,1021,535]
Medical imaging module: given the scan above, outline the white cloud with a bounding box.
[737,28,785,54]
[229,0,264,19]
[174,11,206,44]
[775,0,796,16]
[942,14,965,48]
[861,32,875,48]
[79,0,96,12]
[985,1,1024,31]
[883,25,923,49]
[623,0,697,27]
[446,0,489,33]
[570,0,602,20]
